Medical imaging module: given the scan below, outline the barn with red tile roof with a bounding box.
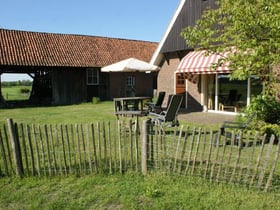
[0,29,158,105]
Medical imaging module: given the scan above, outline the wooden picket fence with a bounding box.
[0,118,279,193]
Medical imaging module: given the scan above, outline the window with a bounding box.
[126,76,135,87]
[87,68,99,85]
[176,73,185,85]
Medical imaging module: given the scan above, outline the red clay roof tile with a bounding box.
[0,29,157,68]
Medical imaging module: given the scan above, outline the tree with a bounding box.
[181,0,280,96]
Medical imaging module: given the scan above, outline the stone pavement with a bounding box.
[177,111,237,126]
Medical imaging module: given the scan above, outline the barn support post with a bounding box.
[7,118,24,177]
[0,74,5,105]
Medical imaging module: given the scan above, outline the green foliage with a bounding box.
[19,88,30,94]
[181,0,280,96]
[92,97,100,104]
[244,95,280,139]
[1,80,33,87]
[260,124,280,140]
[245,95,280,124]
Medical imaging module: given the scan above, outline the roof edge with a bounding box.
[150,0,186,65]
[0,28,158,44]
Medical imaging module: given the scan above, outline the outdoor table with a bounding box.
[113,96,152,118]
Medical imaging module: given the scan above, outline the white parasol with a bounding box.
[101,58,160,73]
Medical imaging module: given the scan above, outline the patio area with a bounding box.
[177,111,237,126]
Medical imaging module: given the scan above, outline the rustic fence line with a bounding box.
[141,120,280,193]
[0,118,279,193]
[0,118,141,177]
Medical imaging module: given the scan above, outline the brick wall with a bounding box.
[157,54,202,110]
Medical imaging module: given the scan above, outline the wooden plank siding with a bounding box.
[160,0,217,54]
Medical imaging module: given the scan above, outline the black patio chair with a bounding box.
[218,113,256,146]
[220,113,256,135]
[147,91,166,113]
[148,94,183,129]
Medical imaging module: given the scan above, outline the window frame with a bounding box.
[87,68,99,85]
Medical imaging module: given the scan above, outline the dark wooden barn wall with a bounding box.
[160,0,217,53]
[52,69,87,105]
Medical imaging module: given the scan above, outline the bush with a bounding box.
[244,95,280,141]
[261,124,280,139]
[92,97,100,104]
[245,95,280,124]
[20,88,30,94]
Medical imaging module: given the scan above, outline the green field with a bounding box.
[0,86,280,209]
[1,85,32,101]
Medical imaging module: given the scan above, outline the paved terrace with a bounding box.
[177,111,237,126]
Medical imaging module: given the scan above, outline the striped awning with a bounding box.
[177,50,231,74]
[176,50,231,83]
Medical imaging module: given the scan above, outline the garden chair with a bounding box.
[147,91,166,113]
[219,113,256,145]
[148,94,183,129]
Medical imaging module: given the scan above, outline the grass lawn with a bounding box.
[1,85,31,101]
[0,96,279,209]
[0,172,279,210]
[0,102,117,125]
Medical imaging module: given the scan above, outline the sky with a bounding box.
[1,0,180,81]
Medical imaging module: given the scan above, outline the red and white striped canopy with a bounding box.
[176,50,231,74]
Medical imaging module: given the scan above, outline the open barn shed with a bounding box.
[0,29,157,106]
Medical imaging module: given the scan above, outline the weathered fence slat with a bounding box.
[222,132,234,181]
[177,126,189,174]
[199,129,207,176]
[90,123,97,173]
[3,124,14,175]
[250,134,267,187]
[257,135,275,189]
[265,136,280,192]
[0,128,9,175]
[64,125,72,174]
[230,131,243,184]
[204,130,214,179]
[86,124,93,174]
[210,130,221,182]
[191,128,202,176]
[107,121,112,174]
[173,125,184,173]
[49,125,57,175]
[243,132,259,186]
[26,125,36,176]
[141,120,148,175]
[216,131,228,183]
[7,119,23,177]
[118,120,122,173]
[44,125,52,176]
[184,128,196,176]
[19,123,29,175]
[55,124,63,175]
[75,124,82,174]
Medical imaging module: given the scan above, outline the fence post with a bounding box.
[141,119,149,175]
[7,118,24,177]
